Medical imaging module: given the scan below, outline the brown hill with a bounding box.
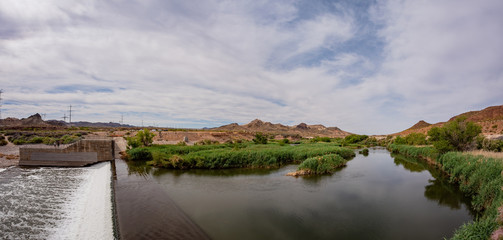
[395,105,503,136]
[213,119,351,138]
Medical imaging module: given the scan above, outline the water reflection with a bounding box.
[392,153,478,217]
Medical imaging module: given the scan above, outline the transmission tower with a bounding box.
[62,113,68,122]
[69,105,72,124]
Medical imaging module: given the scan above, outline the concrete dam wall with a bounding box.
[19,139,115,167]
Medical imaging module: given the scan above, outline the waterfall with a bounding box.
[0,162,114,239]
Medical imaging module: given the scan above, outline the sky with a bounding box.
[0,0,502,134]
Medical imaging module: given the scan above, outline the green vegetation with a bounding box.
[297,154,347,174]
[126,128,154,149]
[477,137,503,152]
[389,144,503,239]
[404,132,427,145]
[343,134,368,144]
[359,148,369,156]
[0,135,7,146]
[127,148,153,161]
[252,132,268,144]
[127,142,355,170]
[5,131,83,145]
[310,136,332,143]
[428,117,481,153]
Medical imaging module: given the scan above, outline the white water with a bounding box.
[0,162,114,239]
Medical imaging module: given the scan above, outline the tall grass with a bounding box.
[389,144,503,239]
[297,154,347,174]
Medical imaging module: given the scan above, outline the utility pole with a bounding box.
[69,105,72,125]
[62,113,68,122]
[120,114,123,125]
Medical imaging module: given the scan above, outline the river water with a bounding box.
[147,148,475,240]
[0,162,114,239]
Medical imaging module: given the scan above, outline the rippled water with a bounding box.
[0,162,114,239]
[149,148,475,240]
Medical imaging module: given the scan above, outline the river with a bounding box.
[0,148,476,239]
[143,148,475,240]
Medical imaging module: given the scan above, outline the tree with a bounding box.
[428,117,481,153]
[253,132,268,144]
[404,133,427,145]
[127,128,155,148]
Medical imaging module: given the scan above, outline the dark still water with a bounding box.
[148,148,475,240]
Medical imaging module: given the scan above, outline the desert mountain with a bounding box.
[213,119,351,138]
[395,105,503,136]
[0,113,134,129]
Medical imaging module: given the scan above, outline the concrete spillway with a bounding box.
[0,162,114,239]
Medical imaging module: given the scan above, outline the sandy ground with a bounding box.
[0,142,20,168]
[464,150,503,159]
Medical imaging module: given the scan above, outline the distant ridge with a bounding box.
[213,119,351,138]
[395,105,503,136]
[0,113,135,129]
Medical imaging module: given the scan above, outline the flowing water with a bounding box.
[0,162,114,239]
[145,148,475,240]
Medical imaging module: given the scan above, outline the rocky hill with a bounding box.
[0,113,134,129]
[395,105,503,136]
[213,119,351,138]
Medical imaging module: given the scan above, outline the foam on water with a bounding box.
[0,162,114,239]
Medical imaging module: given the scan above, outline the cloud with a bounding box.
[0,0,502,134]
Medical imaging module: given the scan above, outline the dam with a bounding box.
[19,139,115,167]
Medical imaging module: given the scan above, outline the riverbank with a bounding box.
[388,144,503,240]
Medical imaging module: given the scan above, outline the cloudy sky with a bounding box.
[1,0,502,134]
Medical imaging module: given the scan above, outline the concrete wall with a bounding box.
[19,139,115,167]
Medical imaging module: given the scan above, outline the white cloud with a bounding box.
[0,0,502,134]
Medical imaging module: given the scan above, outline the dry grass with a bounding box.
[465,150,503,159]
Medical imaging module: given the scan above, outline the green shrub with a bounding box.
[127,148,153,161]
[344,134,369,144]
[404,133,427,145]
[0,139,7,146]
[60,135,80,144]
[393,136,407,144]
[13,139,26,145]
[297,154,347,174]
[127,129,154,149]
[42,137,55,145]
[428,117,481,153]
[28,136,44,144]
[252,133,268,144]
[359,148,369,156]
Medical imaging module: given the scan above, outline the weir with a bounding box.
[19,139,115,167]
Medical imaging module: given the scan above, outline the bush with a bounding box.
[428,117,481,153]
[252,133,268,144]
[0,139,7,146]
[127,129,154,149]
[393,136,407,144]
[28,136,44,144]
[404,133,427,145]
[127,148,153,161]
[297,154,347,174]
[359,148,369,156]
[344,134,368,144]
